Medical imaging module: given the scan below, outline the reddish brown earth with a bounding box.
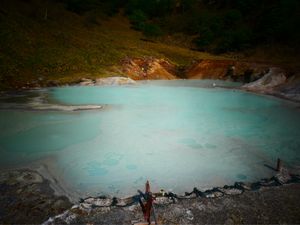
[185,59,269,80]
[120,57,271,81]
[120,57,178,80]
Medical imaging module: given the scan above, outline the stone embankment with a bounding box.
[40,167,300,225]
[1,166,299,224]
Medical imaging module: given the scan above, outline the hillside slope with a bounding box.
[0,0,230,90]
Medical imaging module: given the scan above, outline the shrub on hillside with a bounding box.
[142,23,163,38]
[194,27,214,50]
[215,27,253,53]
[128,9,147,30]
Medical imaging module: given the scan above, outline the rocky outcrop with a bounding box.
[78,78,95,86]
[121,57,177,80]
[275,74,300,102]
[242,68,300,102]
[243,67,287,91]
[185,59,269,82]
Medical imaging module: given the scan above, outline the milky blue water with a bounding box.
[0,80,300,197]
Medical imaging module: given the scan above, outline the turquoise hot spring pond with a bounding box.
[0,80,299,198]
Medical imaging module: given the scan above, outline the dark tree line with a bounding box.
[61,0,300,53]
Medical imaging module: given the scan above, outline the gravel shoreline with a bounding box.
[1,168,299,224]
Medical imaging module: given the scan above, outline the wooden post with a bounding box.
[277,158,282,172]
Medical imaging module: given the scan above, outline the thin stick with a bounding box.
[152,204,158,225]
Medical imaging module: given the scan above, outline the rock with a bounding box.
[94,207,111,213]
[14,171,43,184]
[219,188,243,195]
[95,77,136,85]
[80,203,93,210]
[51,210,77,225]
[154,197,174,205]
[186,209,194,221]
[179,192,197,199]
[234,182,251,191]
[203,189,224,198]
[115,197,134,207]
[172,206,186,217]
[277,74,300,101]
[196,203,206,211]
[274,168,291,184]
[79,78,94,86]
[243,67,287,91]
[259,178,278,187]
[127,204,139,212]
[84,197,112,207]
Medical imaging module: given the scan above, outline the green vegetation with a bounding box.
[0,0,299,89]
[0,0,227,89]
[124,0,300,53]
[61,0,300,52]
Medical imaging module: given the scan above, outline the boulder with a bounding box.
[115,196,135,207]
[204,191,224,198]
[83,197,112,207]
[79,78,94,86]
[186,209,194,221]
[219,187,243,195]
[154,197,174,205]
[243,67,287,92]
[274,168,291,184]
[276,74,300,101]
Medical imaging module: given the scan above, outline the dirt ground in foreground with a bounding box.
[74,184,300,225]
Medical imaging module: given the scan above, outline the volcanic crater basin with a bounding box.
[0,80,299,200]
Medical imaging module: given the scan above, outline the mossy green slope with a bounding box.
[0,0,228,89]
